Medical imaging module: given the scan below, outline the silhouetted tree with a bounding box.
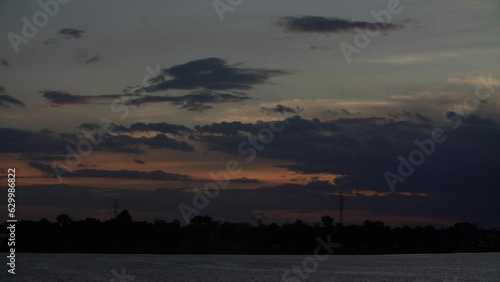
[39,218,50,225]
[56,214,73,226]
[190,215,215,227]
[116,210,132,224]
[4,213,499,254]
[321,215,334,228]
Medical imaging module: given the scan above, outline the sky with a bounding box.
[0,0,499,227]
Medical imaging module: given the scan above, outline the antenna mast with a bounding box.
[113,199,119,218]
[339,192,344,226]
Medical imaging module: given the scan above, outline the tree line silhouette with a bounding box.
[2,211,499,254]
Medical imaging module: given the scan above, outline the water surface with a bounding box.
[1,252,499,281]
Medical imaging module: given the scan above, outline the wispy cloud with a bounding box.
[354,48,500,64]
[448,76,500,87]
[84,54,99,64]
[261,104,303,115]
[127,91,252,112]
[278,16,404,34]
[29,162,189,180]
[1,57,10,68]
[43,28,86,45]
[0,86,24,108]
[59,28,85,39]
[39,90,138,106]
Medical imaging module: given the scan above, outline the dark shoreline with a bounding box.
[3,213,499,256]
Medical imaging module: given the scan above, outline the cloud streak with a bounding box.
[0,86,25,108]
[278,16,403,34]
[144,57,289,92]
[39,90,137,106]
[1,57,10,68]
[29,162,189,181]
[59,28,85,39]
[127,91,252,111]
[111,122,193,136]
[261,104,303,115]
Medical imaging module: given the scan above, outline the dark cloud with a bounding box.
[0,128,68,153]
[113,122,193,136]
[127,91,252,112]
[78,122,114,131]
[39,58,288,110]
[39,90,137,106]
[43,29,86,45]
[261,104,303,115]
[195,115,500,205]
[460,114,497,127]
[1,57,10,67]
[0,126,192,156]
[40,90,91,105]
[92,137,144,154]
[29,162,188,180]
[278,16,404,34]
[414,113,431,123]
[324,109,360,117]
[134,159,145,164]
[39,90,250,112]
[72,125,194,153]
[0,86,24,108]
[59,28,85,39]
[388,111,414,119]
[189,115,500,226]
[84,55,99,64]
[194,121,259,136]
[143,57,289,92]
[389,112,431,123]
[106,134,194,152]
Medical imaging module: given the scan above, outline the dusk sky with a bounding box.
[1,0,499,227]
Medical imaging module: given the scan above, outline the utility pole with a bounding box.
[339,192,344,226]
[113,199,119,218]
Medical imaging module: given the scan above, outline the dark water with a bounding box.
[1,252,499,281]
